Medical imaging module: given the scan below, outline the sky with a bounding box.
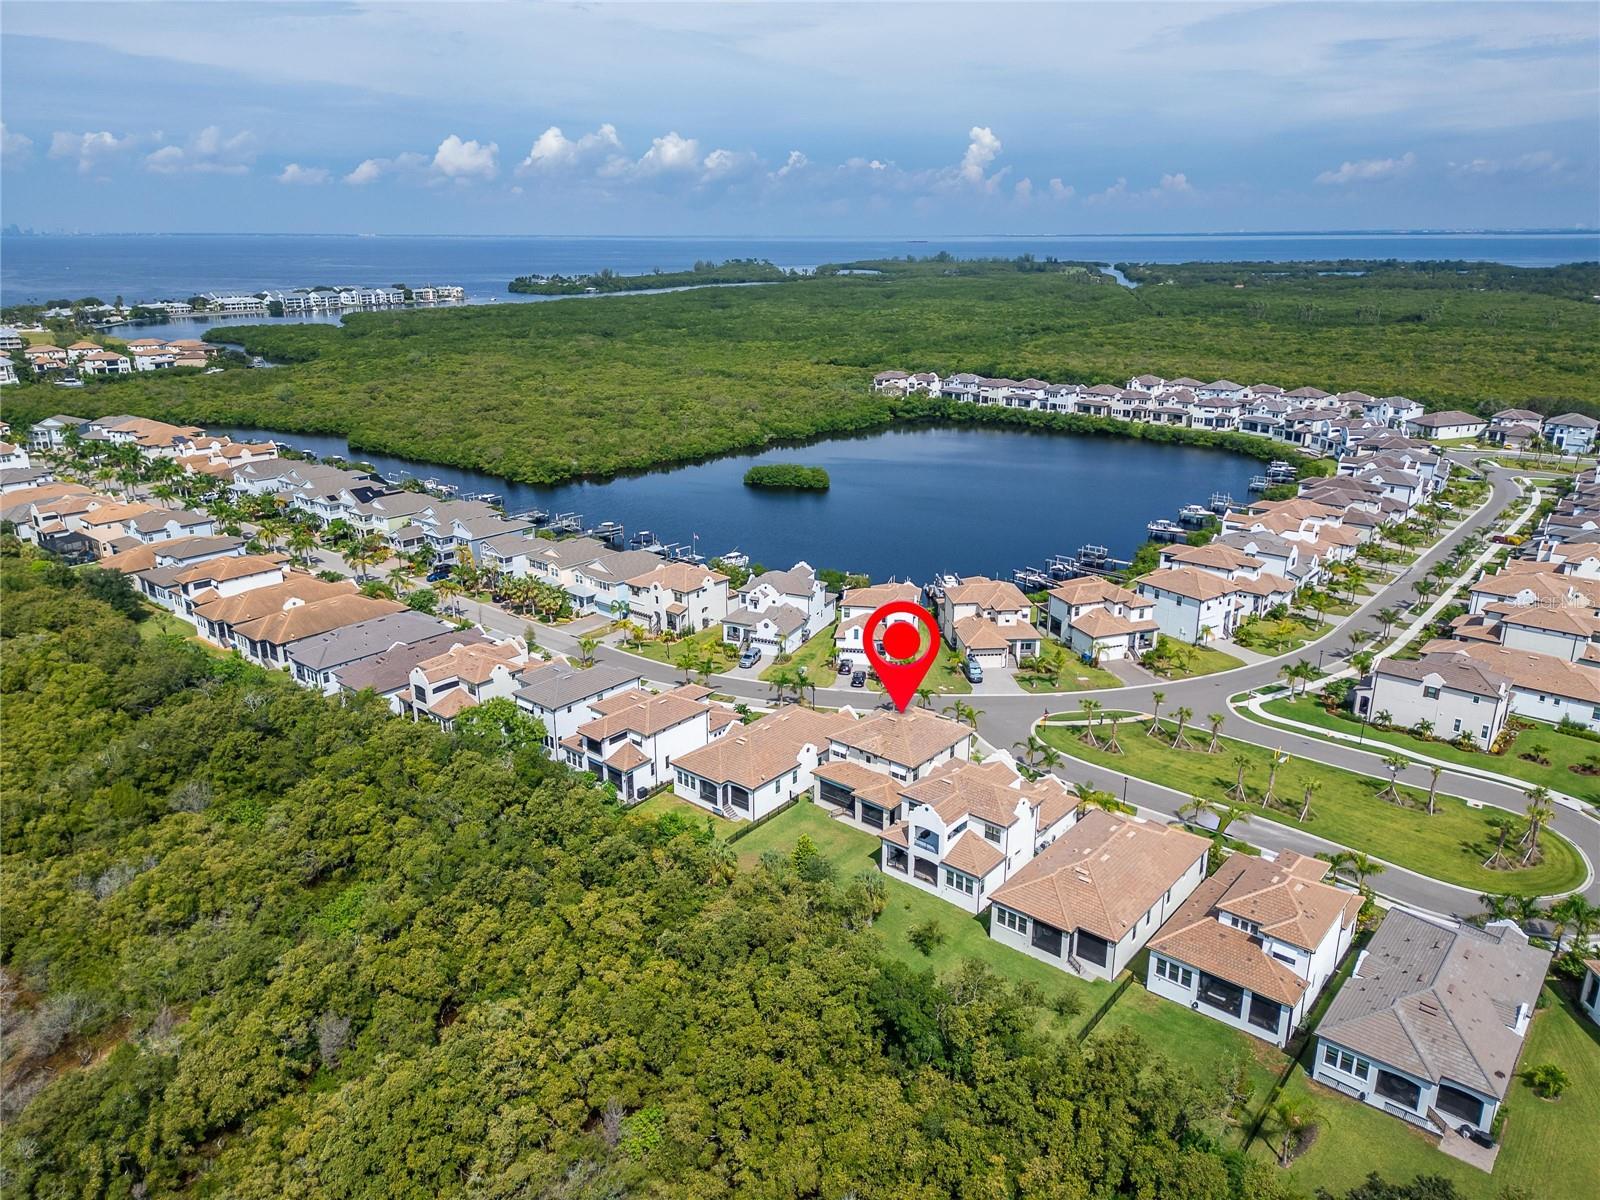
[2,1,1597,236]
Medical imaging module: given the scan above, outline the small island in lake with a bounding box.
[743,464,830,490]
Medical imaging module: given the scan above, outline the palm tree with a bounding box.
[1477,892,1519,925]
[1330,850,1385,893]
[1519,786,1554,865]
[1148,690,1166,735]
[1171,705,1195,750]
[1073,778,1130,818]
[1264,1096,1320,1167]
[1261,749,1285,807]
[915,685,934,709]
[576,635,600,669]
[1077,698,1102,748]
[1376,753,1408,803]
[1012,735,1063,779]
[1545,896,1600,952]
[387,561,417,595]
[1297,779,1319,822]
[942,699,982,729]
[434,578,463,616]
[1177,797,1246,840]
[1205,712,1226,753]
[1424,764,1442,815]
[1350,649,1376,677]
[1227,752,1251,803]
[673,644,698,683]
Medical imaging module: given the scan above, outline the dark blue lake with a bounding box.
[214,424,1259,582]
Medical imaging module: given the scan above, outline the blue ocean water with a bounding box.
[3,231,1595,306]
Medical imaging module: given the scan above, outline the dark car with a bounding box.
[962,657,984,684]
[850,670,867,688]
[837,659,852,675]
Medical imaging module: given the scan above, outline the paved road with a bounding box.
[456,460,1597,916]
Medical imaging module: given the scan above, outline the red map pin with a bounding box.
[862,600,940,712]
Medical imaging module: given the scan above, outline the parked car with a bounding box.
[738,646,761,669]
[850,670,867,688]
[962,657,984,683]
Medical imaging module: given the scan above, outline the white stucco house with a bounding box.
[626,561,731,634]
[670,704,853,821]
[1357,653,1513,748]
[1045,576,1159,662]
[835,580,923,671]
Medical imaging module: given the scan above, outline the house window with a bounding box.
[995,907,1028,934]
[1374,1070,1422,1110]
[1481,726,1490,740]
[982,822,1002,844]
[1322,1045,1370,1080]
[1030,921,1063,957]
[1154,957,1193,988]
[676,769,692,788]
[944,868,976,896]
[1247,994,1283,1034]
[1423,686,1440,699]
[1583,973,1598,1008]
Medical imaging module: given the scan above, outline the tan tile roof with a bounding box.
[605,742,651,771]
[427,689,477,719]
[942,832,1006,877]
[1071,608,1158,639]
[1165,543,1264,571]
[841,581,923,610]
[829,708,970,767]
[954,615,1011,650]
[813,759,903,810]
[1429,641,1600,704]
[1047,576,1146,608]
[625,561,729,590]
[191,574,357,625]
[946,576,1032,611]
[671,705,854,790]
[232,594,405,647]
[416,641,525,685]
[171,554,285,586]
[989,810,1209,941]
[897,758,1069,829]
[578,692,708,739]
[78,501,157,527]
[1138,566,1236,601]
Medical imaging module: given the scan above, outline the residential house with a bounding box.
[1411,641,1600,732]
[127,507,217,544]
[835,581,923,670]
[561,684,723,801]
[1581,960,1600,1026]
[1312,909,1549,1138]
[626,561,731,634]
[1485,409,1545,450]
[285,610,457,694]
[0,355,16,388]
[671,704,853,821]
[825,707,972,784]
[0,437,28,468]
[27,414,89,450]
[1146,850,1360,1047]
[24,346,69,375]
[724,562,836,654]
[987,810,1210,979]
[1403,410,1486,441]
[233,594,407,668]
[407,639,533,727]
[332,629,494,713]
[564,547,670,618]
[1136,567,1246,642]
[878,756,1077,914]
[1545,413,1599,456]
[938,576,1043,667]
[1044,576,1158,662]
[513,662,644,753]
[78,351,132,376]
[134,553,287,614]
[186,575,368,652]
[1356,654,1513,748]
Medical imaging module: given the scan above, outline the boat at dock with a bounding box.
[1178,503,1212,526]
[1145,518,1187,542]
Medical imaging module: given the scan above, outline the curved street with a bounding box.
[457,458,1599,918]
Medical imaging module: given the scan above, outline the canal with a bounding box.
[218,424,1261,582]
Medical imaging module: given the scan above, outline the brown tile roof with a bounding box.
[171,554,286,586]
[989,810,1209,941]
[427,689,477,719]
[1071,608,1158,638]
[954,615,1012,650]
[1047,576,1146,608]
[1138,566,1236,601]
[671,705,854,790]
[232,594,405,647]
[605,742,651,771]
[578,691,708,739]
[942,832,1006,877]
[946,576,1032,611]
[1165,543,1264,571]
[1428,641,1600,704]
[897,758,1070,830]
[841,581,923,610]
[813,759,903,810]
[625,561,729,590]
[829,708,970,767]
[417,640,526,685]
[191,574,357,626]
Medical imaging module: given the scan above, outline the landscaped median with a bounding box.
[1039,717,1587,895]
[1254,695,1600,802]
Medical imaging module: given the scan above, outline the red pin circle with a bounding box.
[862,600,940,712]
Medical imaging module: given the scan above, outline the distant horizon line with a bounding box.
[4,227,1597,241]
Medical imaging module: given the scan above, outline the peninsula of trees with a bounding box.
[3,257,1595,487]
[744,463,830,489]
[508,257,799,294]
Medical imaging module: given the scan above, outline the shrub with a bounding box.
[908,919,946,957]
[1522,1062,1570,1099]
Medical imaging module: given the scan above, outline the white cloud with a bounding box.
[144,126,255,175]
[1048,178,1075,200]
[1014,177,1033,202]
[520,123,621,171]
[1,123,33,164]
[774,149,808,178]
[1158,172,1192,193]
[49,129,140,173]
[431,134,498,179]
[958,125,1002,188]
[1450,150,1565,177]
[277,163,330,185]
[635,131,700,174]
[343,152,428,185]
[344,158,386,185]
[1314,151,1416,185]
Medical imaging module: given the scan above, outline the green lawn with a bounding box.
[733,801,1112,1036]
[136,603,229,655]
[1145,642,1246,680]
[629,790,742,838]
[759,623,838,682]
[848,648,974,696]
[1259,697,1600,801]
[1234,615,1331,655]
[1264,986,1598,1200]
[1091,976,1287,1142]
[1039,718,1587,895]
[624,627,737,675]
[1015,656,1125,693]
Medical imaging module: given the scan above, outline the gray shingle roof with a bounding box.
[286,610,457,671]
[514,662,641,710]
[1318,910,1549,1099]
[333,629,493,695]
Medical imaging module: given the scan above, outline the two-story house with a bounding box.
[835,581,923,671]
[724,562,836,654]
[561,684,728,801]
[512,662,644,753]
[406,639,533,727]
[1044,576,1159,662]
[626,561,731,634]
[938,576,1042,667]
[671,704,854,821]
[1145,850,1361,1047]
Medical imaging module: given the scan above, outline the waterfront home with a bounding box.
[724,562,836,654]
[1545,413,1599,456]
[1044,576,1158,662]
[987,810,1209,979]
[232,594,407,668]
[1355,652,1513,749]
[871,370,910,394]
[879,755,1078,914]
[1135,567,1245,642]
[563,547,667,618]
[513,661,644,754]
[672,704,854,821]
[525,535,609,589]
[1146,850,1360,1048]
[133,553,287,614]
[79,351,132,376]
[1403,410,1486,441]
[87,414,212,457]
[66,341,102,363]
[331,629,493,710]
[938,576,1043,667]
[286,610,458,694]
[1213,531,1318,588]
[561,684,726,801]
[349,489,435,538]
[625,561,731,634]
[1313,909,1548,1139]
[835,580,923,671]
[406,639,534,727]
[1410,640,1600,732]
